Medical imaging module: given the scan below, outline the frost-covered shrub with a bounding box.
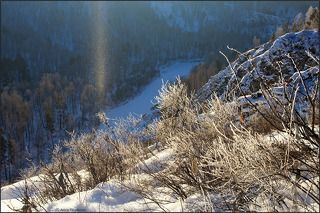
[16,126,146,206]
[247,104,284,134]
[64,129,145,186]
[153,78,198,147]
[141,77,319,211]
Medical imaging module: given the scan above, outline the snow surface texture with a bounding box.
[105,60,201,120]
[0,149,190,212]
[196,30,319,102]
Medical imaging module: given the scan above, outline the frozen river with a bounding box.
[106,59,201,120]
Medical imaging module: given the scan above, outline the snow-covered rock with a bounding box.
[195,30,319,102]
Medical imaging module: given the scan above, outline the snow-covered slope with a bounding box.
[0,148,189,212]
[2,133,318,212]
[149,2,314,37]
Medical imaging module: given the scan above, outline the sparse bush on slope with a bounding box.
[11,118,148,210]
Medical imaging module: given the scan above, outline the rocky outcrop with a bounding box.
[195,30,319,102]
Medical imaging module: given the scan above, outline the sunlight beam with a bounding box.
[92,2,107,98]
